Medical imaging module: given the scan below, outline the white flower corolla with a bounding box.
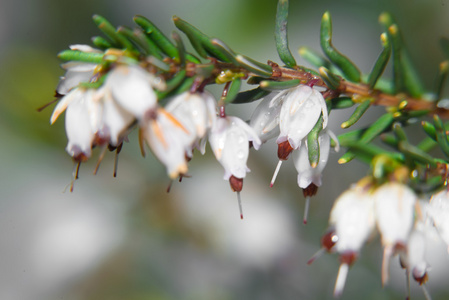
[330,186,375,254]
[329,185,375,297]
[329,186,375,296]
[249,92,282,149]
[56,45,102,95]
[62,89,96,160]
[209,116,261,180]
[105,64,164,119]
[142,108,192,179]
[407,228,429,285]
[165,91,217,156]
[428,189,449,250]
[276,84,328,150]
[374,182,416,285]
[292,131,330,189]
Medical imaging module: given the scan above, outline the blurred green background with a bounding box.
[1,0,449,299]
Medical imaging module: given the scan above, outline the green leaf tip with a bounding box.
[320,11,361,82]
[275,0,297,68]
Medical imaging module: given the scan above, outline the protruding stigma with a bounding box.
[113,143,123,178]
[270,160,283,187]
[303,196,311,224]
[237,191,244,220]
[334,263,349,298]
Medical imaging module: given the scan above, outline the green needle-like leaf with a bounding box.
[398,141,437,168]
[134,15,179,59]
[339,113,394,164]
[259,79,300,91]
[435,60,449,100]
[93,15,135,51]
[380,12,424,97]
[155,70,187,99]
[58,50,104,63]
[233,87,271,104]
[236,55,272,77]
[223,79,242,103]
[341,100,371,129]
[307,114,325,167]
[319,67,340,90]
[434,115,449,158]
[91,36,112,49]
[368,33,391,89]
[320,11,361,82]
[173,16,232,63]
[275,0,297,67]
[330,97,355,109]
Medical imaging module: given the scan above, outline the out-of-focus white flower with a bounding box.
[52,63,164,161]
[374,182,416,285]
[428,189,449,250]
[276,84,328,150]
[407,228,429,285]
[293,131,330,189]
[329,185,375,297]
[56,45,102,95]
[209,116,261,180]
[141,108,192,179]
[249,92,282,149]
[104,64,162,119]
[62,89,96,161]
[165,91,217,156]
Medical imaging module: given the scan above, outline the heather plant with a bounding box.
[45,0,449,298]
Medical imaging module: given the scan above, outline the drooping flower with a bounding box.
[209,116,261,181]
[269,84,328,187]
[374,182,416,285]
[249,92,282,149]
[209,115,261,219]
[51,63,163,161]
[292,130,331,223]
[328,185,375,297]
[428,189,449,250]
[164,91,217,156]
[56,45,102,95]
[104,64,162,120]
[141,107,192,179]
[277,84,328,150]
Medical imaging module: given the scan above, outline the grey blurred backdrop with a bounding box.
[1,0,449,299]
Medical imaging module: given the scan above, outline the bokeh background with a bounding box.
[1,0,449,299]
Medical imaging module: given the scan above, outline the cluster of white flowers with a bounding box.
[51,45,332,219]
[249,84,330,223]
[312,179,449,298]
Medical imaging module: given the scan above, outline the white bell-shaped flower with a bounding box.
[276,85,328,150]
[329,185,375,297]
[63,89,96,161]
[165,91,217,156]
[330,186,375,254]
[249,92,282,149]
[407,228,429,284]
[428,189,449,250]
[142,108,193,179]
[105,64,163,119]
[374,182,416,285]
[293,131,330,189]
[209,116,261,180]
[56,45,102,95]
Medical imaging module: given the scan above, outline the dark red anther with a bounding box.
[277,141,294,160]
[219,105,226,118]
[303,183,319,197]
[412,269,429,285]
[339,251,357,266]
[321,229,338,252]
[307,79,320,88]
[229,175,243,192]
[144,108,158,121]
